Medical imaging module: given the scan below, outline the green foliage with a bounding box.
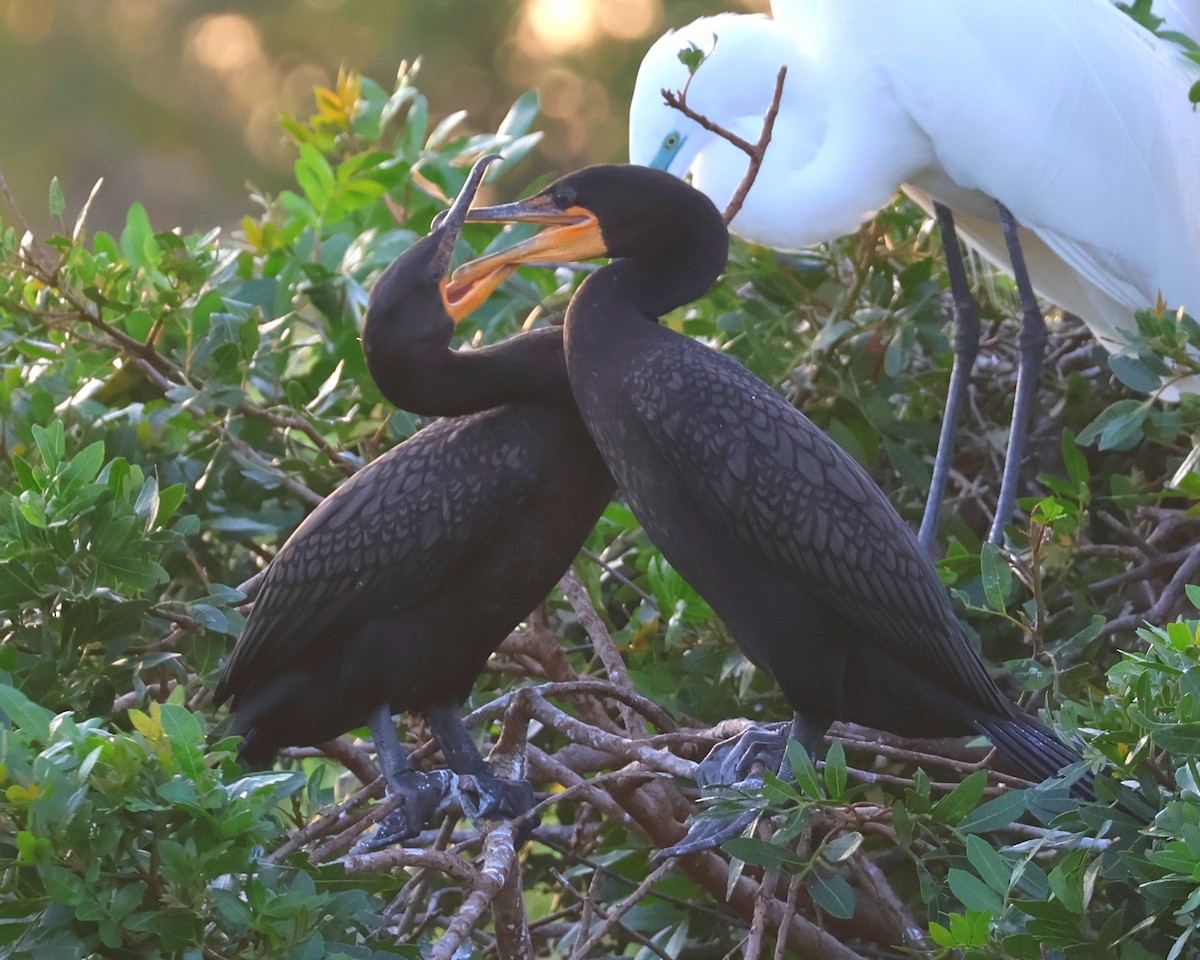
[0,683,405,958]
[2,56,1200,958]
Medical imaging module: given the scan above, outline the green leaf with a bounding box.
[32,421,65,470]
[980,542,1012,611]
[0,683,54,742]
[49,177,66,219]
[823,740,847,798]
[821,831,863,865]
[1109,353,1164,393]
[158,703,206,781]
[948,867,1005,914]
[786,739,823,799]
[966,835,1012,895]
[807,872,856,919]
[1187,583,1200,612]
[677,41,708,75]
[496,90,540,140]
[933,770,988,824]
[295,144,336,215]
[62,441,106,487]
[957,789,1025,833]
[721,837,804,870]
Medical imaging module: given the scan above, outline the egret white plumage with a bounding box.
[629,0,1200,547]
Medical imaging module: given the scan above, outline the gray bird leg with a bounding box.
[359,704,454,851]
[658,713,830,860]
[368,702,412,790]
[990,201,1047,546]
[425,704,538,835]
[919,203,982,553]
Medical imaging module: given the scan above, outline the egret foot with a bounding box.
[359,769,455,851]
[455,773,540,843]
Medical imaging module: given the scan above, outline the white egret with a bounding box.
[629,1,1200,547]
[1154,0,1200,40]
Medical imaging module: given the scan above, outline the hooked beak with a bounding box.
[435,154,516,321]
[449,194,606,294]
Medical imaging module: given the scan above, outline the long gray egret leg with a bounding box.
[990,201,1048,546]
[919,203,982,553]
[657,714,829,860]
[360,705,453,851]
[425,704,538,837]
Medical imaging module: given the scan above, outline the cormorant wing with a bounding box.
[215,412,542,703]
[626,337,1011,713]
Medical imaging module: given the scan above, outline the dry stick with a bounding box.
[1101,544,1200,637]
[526,745,648,837]
[745,866,778,960]
[570,860,674,959]
[343,843,481,885]
[772,881,801,960]
[428,823,522,960]
[514,689,693,779]
[570,869,605,960]
[464,678,678,736]
[662,65,787,224]
[849,851,932,955]
[484,695,533,960]
[552,869,676,960]
[560,570,646,736]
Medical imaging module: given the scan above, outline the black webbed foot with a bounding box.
[694,722,792,787]
[357,769,455,851]
[659,719,821,860]
[454,774,541,843]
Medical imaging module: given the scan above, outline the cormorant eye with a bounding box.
[554,186,577,209]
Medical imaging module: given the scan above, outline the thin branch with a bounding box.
[553,869,675,960]
[662,65,787,224]
[428,823,521,960]
[571,860,674,959]
[560,570,645,736]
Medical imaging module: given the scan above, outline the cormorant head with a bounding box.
[449,163,727,289]
[364,153,513,347]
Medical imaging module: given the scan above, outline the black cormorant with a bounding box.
[452,163,1091,852]
[214,157,615,844]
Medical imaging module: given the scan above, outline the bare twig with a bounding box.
[429,823,521,960]
[554,869,676,960]
[560,570,644,735]
[571,860,674,958]
[662,65,787,223]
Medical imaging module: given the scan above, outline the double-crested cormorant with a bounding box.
[628,5,1200,546]
[214,157,615,844]
[453,164,1091,852]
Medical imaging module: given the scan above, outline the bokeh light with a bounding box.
[0,0,767,236]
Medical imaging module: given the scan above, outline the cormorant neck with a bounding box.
[593,194,729,320]
[366,326,570,417]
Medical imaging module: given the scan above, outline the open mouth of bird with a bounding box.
[448,206,606,298]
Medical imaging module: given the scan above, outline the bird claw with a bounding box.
[454,774,540,842]
[356,769,456,851]
[658,723,793,859]
[695,722,791,787]
[657,806,761,860]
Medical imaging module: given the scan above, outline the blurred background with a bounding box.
[0,0,766,237]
